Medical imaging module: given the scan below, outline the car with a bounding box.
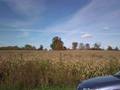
[77,72,120,90]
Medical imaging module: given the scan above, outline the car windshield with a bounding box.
[114,72,120,78]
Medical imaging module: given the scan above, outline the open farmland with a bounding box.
[0,50,120,62]
[0,50,120,90]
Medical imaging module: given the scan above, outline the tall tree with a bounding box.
[50,36,65,50]
[114,46,119,51]
[94,43,101,50]
[85,43,90,50]
[107,46,113,50]
[24,44,36,50]
[79,43,85,50]
[38,45,43,50]
[72,42,78,50]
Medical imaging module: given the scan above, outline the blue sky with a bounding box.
[0,0,120,49]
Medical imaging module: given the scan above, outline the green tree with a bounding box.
[24,44,36,50]
[94,43,101,50]
[72,42,78,50]
[38,45,43,50]
[85,43,90,50]
[107,46,113,50]
[114,46,119,51]
[79,43,85,50]
[50,36,65,50]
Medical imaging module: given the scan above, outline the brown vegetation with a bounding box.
[0,50,120,88]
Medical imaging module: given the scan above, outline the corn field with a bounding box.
[0,50,120,89]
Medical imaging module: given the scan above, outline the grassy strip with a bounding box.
[0,85,75,90]
[0,56,120,89]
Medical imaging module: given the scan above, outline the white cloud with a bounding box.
[1,0,46,28]
[17,31,29,38]
[3,0,46,17]
[42,0,119,34]
[103,26,110,30]
[22,31,29,37]
[1,0,120,37]
[81,33,93,39]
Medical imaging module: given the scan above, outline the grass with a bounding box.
[0,50,120,90]
[0,85,75,90]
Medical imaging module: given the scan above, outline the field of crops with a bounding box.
[0,50,120,90]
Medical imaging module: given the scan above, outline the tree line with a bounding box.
[71,42,119,51]
[0,36,119,51]
[0,44,44,50]
[50,36,119,51]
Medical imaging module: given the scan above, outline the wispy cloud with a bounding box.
[1,0,46,28]
[3,0,46,17]
[81,33,93,39]
[1,0,120,41]
[103,26,110,30]
[1,0,120,34]
[19,31,29,38]
[41,0,120,37]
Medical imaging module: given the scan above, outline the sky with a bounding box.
[0,0,120,49]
